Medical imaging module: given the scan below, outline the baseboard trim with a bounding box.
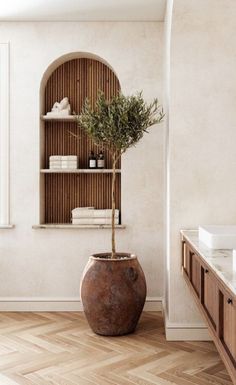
[163,303,211,341]
[0,297,83,311]
[0,296,163,312]
[145,297,163,311]
[165,326,211,341]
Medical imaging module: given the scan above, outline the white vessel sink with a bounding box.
[199,225,236,249]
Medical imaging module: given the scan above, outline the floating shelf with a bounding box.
[33,224,126,229]
[41,115,78,121]
[40,169,121,174]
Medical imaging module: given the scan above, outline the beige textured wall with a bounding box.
[167,0,236,325]
[0,22,164,307]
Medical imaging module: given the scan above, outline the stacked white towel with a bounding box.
[72,207,119,225]
[49,155,78,169]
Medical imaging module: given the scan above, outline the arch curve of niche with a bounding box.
[39,52,121,225]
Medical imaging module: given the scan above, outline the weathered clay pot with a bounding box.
[80,253,146,336]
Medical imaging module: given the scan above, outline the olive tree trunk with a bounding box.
[111,154,117,258]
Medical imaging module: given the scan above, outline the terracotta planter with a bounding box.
[80,253,146,336]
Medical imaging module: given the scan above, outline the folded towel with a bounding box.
[74,207,94,210]
[49,156,78,168]
[72,217,119,225]
[50,165,62,169]
[49,164,78,170]
[61,161,78,169]
[72,208,119,218]
[49,156,62,161]
[49,155,78,160]
[49,161,62,164]
[62,156,77,161]
[49,162,62,169]
[49,157,78,169]
[50,160,77,164]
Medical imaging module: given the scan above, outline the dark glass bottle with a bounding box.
[88,151,97,169]
[97,151,105,169]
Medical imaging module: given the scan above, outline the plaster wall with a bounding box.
[167,0,236,328]
[0,21,164,308]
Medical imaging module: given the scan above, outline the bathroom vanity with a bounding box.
[181,230,236,384]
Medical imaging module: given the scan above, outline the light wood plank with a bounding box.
[0,312,232,385]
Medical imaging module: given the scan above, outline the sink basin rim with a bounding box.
[199,225,236,249]
[199,225,236,236]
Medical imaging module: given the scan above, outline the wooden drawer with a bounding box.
[182,241,190,277]
[190,251,201,297]
[219,290,236,368]
[182,242,201,297]
[201,265,218,331]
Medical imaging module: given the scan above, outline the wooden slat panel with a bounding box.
[43,58,121,223]
[45,174,121,224]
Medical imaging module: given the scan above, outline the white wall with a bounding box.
[166,0,236,338]
[0,21,164,310]
[0,43,10,227]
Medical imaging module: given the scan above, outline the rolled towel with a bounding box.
[72,217,119,225]
[72,208,119,218]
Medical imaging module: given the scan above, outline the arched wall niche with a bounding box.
[39,51,121,114]
[39,52,121,225]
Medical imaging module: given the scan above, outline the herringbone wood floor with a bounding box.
[0,311,232,385]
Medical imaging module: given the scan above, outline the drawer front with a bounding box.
[220,291,236,367]
[182,241,201,297]
[182,242,189,275]
[190,252,201,297]
[202,266,218,330]
[182,242,191,277]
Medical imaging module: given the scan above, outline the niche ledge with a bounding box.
[0,224,15,229]
[32,224,126,229]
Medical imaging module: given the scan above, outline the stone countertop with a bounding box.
[181,230,236,296]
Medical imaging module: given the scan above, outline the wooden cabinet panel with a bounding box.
[202,266,218,330]
[182,236,236,384]
[220,291,236,367]
[182,242,201,297]
[190,253,201,297]
[183,242,192,278]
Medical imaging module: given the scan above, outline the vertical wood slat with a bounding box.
[44,58,121,224]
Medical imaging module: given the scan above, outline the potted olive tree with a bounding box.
[78,92,164,336]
